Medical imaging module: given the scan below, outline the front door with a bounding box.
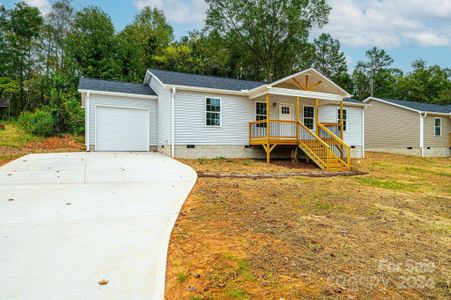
[279,103,294,137]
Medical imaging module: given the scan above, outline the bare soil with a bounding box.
[166,153,450,299]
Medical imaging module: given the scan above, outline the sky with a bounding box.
[2,0,451,72]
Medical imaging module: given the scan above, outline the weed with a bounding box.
[356,177,417,192]
[225,288,247,299]
[177,272,186,283]
[243,160,251,166]
[237,259,253,280]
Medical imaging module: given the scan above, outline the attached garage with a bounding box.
[78,78,158,152]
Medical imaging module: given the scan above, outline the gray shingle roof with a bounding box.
[78,78,156,96]
[149,69,265,91]
[344,98,363,104]
[374,98,450,114]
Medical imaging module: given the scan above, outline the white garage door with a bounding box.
[96,105,149,151]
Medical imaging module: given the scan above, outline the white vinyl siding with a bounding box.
[174,90,253,145]
[150,76,170,145]
[424,115,449,147]
[88,94,157,146]
[319,105,363,147]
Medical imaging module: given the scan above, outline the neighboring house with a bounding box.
[78,68,366,171]
[0,98,9,119]
[363,97,450,157]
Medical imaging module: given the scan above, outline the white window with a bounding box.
[256,102,267,127]
[303,106,315,130]
[337,108,347,131]
[434,117,442,136]
[205,97,221,126]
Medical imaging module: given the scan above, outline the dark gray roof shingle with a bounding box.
[78,78,156,96]
[374,98,450,114]
[149,69,265,91]
[344,98,363,104]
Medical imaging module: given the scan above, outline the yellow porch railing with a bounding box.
[249,120,350,171]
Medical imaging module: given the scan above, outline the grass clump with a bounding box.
[225,288,247,299]
[177,271,186,283]
[0,121,42,147]
[356,177,417,192]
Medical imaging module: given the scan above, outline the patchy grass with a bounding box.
[166,152,451,299]
[0,120,42,147]
[0,121,84,166]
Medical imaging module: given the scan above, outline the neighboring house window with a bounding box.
[434,117,442,136]
[338,108,347,131]
[303,106,315,130]
[256,102,267,127]
[206,97,221,126]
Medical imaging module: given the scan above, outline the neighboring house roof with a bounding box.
[148,69,265,91]
[344,98,363,104]
[0,98,9,108]
[78,78,157,96]
[364,97,450,114]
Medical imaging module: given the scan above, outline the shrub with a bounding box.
[63,97,85,135]
[18,109,56,137]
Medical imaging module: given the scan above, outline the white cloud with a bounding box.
[24,0,51,16]
[133,0,207,24]
[318,0,451,48]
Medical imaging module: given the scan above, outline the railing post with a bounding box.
[296,96,300,141]
[315,98,319,135]
[266,94,270,140]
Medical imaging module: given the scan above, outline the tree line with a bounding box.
[0,0,449,131]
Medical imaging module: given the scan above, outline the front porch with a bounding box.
[247,88,351,171]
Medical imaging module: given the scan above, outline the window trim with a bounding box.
[205,97,222,127]
[303,105,315,130]
[337,107,348,132]
[434,117,442,137]
[255,101,267,121]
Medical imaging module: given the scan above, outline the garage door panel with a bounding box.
[96,106,149,152]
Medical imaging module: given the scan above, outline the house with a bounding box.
[78,68,366,171]
[0,98,9,120]
[363,97,450,157]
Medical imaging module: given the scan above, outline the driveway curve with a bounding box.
[0,152,197,300]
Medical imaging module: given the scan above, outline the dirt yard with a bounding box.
[166,153,450,299]
[0,122,85,166]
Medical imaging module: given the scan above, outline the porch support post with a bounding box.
[266,94,271,163]
[315,97,319,135]
[296,96,300,142]
[340,99,344,140]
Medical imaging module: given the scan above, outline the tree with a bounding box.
[45,0,75,72]
[3,2,44,114]
[116,7,173,81]
[64,6,118,79]
[205,0,331,81]
[352,47,397,100]
[311,33,351,91]
[391,60,451,104]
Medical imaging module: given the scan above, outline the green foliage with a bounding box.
[65,6,118,79]
[18,109,56,137]
[356,177,417,192]
[205,0,331,81]
[225,288,247,299]
[0,120,42,148]
[177,272,186,283]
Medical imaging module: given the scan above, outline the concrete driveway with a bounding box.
[0,152,197,300]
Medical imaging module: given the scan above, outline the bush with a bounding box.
[18,109,56,137]
[63,98,85,135]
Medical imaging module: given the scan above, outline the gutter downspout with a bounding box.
[86,92,90,152]
[171,87,176,158]
[362,107,365,159]
[420,112,427,157]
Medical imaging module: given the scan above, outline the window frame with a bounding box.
[337,107,348,132]
[303,105,315,130]
[205,97,222,127]
[434,117,442,137]
[255,101,267,128]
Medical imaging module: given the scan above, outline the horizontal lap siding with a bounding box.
[365,100,420,148]
[88,94,157,146]
[424,115,450,147]
[174,91,253,145]
[150,78,170,145]
[319,105,363,146]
